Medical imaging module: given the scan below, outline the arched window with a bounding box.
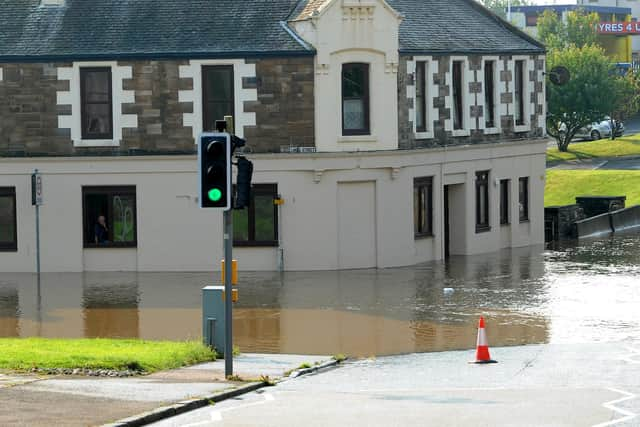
[341,63,370,135]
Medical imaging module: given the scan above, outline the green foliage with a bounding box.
[480,0,530,20]
[546,44,617,151]
[609,71,640,139]
[332,354,347,362]
[226,374,245,382]
[545,170,640,206]
[260,374,276,386]
[0,338,215,373]
[538,9,600,50]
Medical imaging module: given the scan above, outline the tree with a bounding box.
[609,71,640,140]
[546,45,619,151]
[537,9,600,50]
[480,0,529,20]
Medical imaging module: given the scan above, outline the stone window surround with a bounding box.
[407,56,439,140]
[537,57,547,136]
[510,55,535,134]
[0,67,3,81]
[445,56,472,137]
[478,56,502,135]
[178,59,257,141]
[57,61,137,148]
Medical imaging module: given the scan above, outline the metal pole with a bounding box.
[34,169,41,277]
[223,208,233,377]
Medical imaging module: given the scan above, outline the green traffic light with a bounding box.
[208,188,223,202]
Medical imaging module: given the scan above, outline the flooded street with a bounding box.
[1,232,639,356]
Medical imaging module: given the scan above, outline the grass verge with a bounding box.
[0,338,215,373]
[546,135,640,162]
[545,170,640,206]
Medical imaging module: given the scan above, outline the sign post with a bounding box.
[31,170,43,276]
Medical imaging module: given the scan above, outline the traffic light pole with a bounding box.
[223,208,233,377]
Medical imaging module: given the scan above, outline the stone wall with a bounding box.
[544,204,585,241]
[120,60,194,154]
[0,57,315,156]
[244,57,315,153]
[0,63,72,156]
[398,54,546,150]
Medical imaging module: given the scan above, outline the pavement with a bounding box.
[547,155,640,170]
[0,353,332,427]
[152,341,640,427]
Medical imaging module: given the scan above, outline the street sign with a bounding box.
[31,172,43,206]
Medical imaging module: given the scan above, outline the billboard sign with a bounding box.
[597,22,640,34]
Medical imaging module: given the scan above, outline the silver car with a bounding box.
[573,117,624,140]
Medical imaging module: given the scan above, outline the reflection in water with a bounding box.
[82,274,140,338]
[0,287,19,337]
[1,231,639,356]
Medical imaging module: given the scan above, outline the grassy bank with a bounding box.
[546,134,640,162]
[545,170,640,206]
[0,338,215,373]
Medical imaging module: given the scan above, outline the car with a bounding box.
[559,117,624,141]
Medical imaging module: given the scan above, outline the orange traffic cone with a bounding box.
[470,316,497,364]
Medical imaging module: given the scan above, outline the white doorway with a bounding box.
[337,181,377,269]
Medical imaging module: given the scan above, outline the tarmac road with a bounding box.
[153,341,640,427]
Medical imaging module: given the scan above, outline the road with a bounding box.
[153,341,640,427]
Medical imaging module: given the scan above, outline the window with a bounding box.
[514,60,525,127]
[484,61,496,129]
[519,177,529,222]
[452,61,464,130]
[233,184,278,246]
[415,61,427,133]
[500,179,510,225]
[82,186,137,248]
[414,177,433,237]
[202,65,234,132]
[0,187,17,251]
[80,68,113,140]
[342,63,370,135]
[476,171,490,232]
[526,14,538,26]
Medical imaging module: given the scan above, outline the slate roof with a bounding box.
[0,0,543,61]
[291,0,329,20]
[387,0,545,54]
[0,0,313,61]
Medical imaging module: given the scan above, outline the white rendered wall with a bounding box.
[0,139,546,273]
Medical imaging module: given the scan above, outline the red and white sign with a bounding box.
[597,22,640,34]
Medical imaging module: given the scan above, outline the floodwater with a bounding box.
[1,231,640,356]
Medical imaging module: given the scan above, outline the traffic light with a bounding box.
[199,133,231,209]
[235,157,253,209]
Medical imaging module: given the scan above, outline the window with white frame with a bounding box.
[57,62,137,147]
[178,60,257,141]
[514,60,525,127]
[452,60,464,131]
[448,57,471,137]
[484,60,497,129]
[415,61,428,133]
[80,67,113,140]
[202,65,235,132]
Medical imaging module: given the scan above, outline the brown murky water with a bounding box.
[1,232,640,356]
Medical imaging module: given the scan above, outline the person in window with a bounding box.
[94,215,109,244]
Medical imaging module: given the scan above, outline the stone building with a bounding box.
[0,0,547,272]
